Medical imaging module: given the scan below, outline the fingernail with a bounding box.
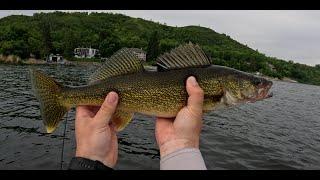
[188,76,198,87]
[106,92,118,104]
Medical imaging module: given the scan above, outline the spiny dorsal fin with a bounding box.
[88,48,144,84]
[156,42,211,71]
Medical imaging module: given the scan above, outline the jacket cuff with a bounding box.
[68,157,113,170]
[160,148,207,170]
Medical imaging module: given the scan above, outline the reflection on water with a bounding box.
[0,64,320,169]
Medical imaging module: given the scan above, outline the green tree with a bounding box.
[0,25,30,58]
[63,29,81,57]
[159,38,179,54]
[37,16,53,58]
[98,30,121,57]
[146,31,160,62]
[1,12,320,85]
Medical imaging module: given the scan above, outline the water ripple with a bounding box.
[1,65,320,169]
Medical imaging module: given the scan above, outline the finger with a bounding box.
[76,105,94,119]
[186,76,204,117]
[86,105,101,115]
[93,91,119,127]
[155,117,174,142]
[156,117,174,130]
[155,117,174,136]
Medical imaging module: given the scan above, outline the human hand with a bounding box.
[75,92,119,168]
[155,76,204,158]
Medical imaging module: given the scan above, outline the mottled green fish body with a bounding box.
[30,43,273,133]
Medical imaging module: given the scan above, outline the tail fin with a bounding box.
[29,68,70,133]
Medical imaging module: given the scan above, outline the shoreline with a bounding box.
[255,74,298,83]
[0,57,101,67]
[0,58,301,84]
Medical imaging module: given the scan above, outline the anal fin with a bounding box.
[111,110,134,131]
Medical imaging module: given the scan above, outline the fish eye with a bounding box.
[252,78,261,85]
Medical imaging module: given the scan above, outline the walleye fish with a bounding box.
[30,42,273,133]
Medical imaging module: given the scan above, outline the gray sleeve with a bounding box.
[160,148,207,170]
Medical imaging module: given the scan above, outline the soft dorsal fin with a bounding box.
[156,42,211,71]
[88,48,144,84]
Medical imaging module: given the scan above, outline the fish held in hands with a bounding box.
[30,42,273,133]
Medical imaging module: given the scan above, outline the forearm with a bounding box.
[160,148,207,170]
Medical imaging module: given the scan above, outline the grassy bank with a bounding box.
[0,54,23,64]
[0,54,101,66]
[67,57,103,63]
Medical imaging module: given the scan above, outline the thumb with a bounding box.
[186,76,204,118]
[155,117,174,132]
[94,91,119,127]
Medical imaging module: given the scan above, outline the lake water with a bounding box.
[0,64,320,170]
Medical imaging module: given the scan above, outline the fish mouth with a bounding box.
[249,81,273,102]
[258,82,273,99]
[266,91,273,98]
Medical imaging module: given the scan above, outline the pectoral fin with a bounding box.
[203,99,217,112]
[203,93,225,112]
[111,110,134,131]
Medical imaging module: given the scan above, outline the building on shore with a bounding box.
[128,48,146,62]
[46,54,65,64]
[74,47,100,58]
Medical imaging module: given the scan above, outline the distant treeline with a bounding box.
[0,12,319,85]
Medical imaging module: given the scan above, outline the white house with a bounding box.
[128,48,146,62]
[74,47,100,58]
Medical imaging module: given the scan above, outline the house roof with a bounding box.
[74,47,99,51]
[128,48,146,54]
[49,53,63,57]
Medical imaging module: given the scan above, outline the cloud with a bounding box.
[107,10,320,66]
[0,10,319,66]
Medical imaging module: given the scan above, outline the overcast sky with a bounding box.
[0,10,319,66]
